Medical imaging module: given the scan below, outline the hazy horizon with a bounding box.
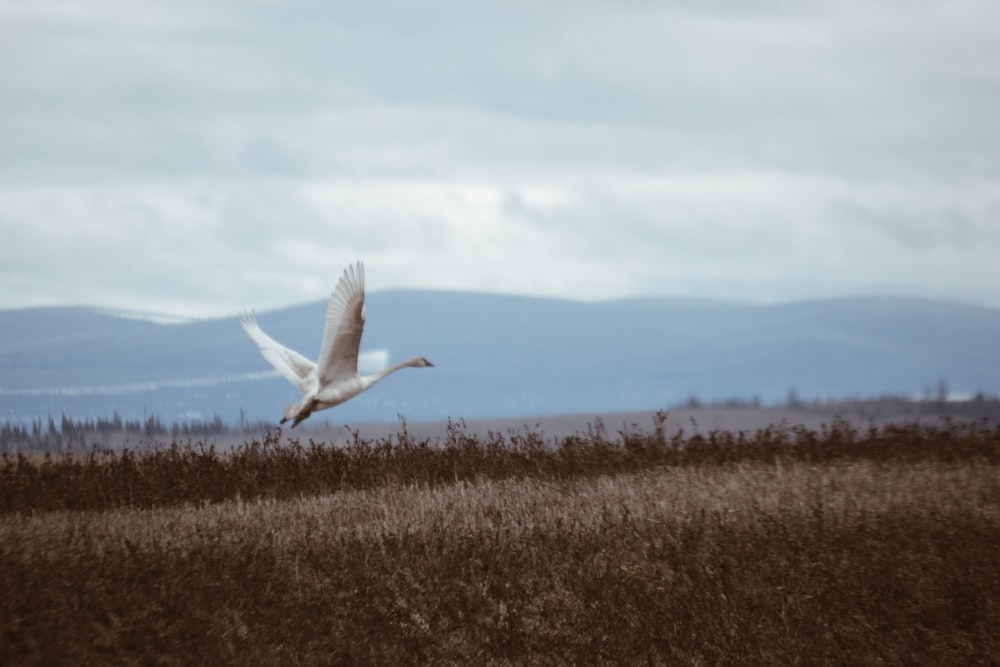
[2,293,998,426]
[3,287,999,324]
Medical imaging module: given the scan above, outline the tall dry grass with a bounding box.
[2,416,997,513]
[2,419,999,664]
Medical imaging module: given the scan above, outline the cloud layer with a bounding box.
[2,0,999,316]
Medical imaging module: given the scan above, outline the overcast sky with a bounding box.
[2,0,999,318]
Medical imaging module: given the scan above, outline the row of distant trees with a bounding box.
[680,390,1000,420]
[0,412,231,455]
[3,393,999,455]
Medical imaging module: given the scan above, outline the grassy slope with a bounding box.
[2,421,999,664]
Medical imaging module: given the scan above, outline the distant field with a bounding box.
[294,399,999,444]
[8,397,997,456]
[2,418,999,664]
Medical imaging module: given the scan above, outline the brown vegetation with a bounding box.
[2,417,999,664]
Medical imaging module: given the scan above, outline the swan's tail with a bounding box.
[282,400,314,428]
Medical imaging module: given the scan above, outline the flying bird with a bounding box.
[240,261,433,427]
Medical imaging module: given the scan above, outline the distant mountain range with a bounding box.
[1,293,998,426]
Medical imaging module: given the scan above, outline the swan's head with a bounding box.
[413,357,434,368]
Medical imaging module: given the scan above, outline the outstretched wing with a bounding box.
[317,261,366,386]
[240,311,316,395]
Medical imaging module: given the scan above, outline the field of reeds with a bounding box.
[2,416,999,664]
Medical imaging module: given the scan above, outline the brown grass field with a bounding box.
[2,416,999,664]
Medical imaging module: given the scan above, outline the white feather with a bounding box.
[240,261,433,427]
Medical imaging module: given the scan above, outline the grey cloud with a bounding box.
[830,199,1000,253]
[5,1,998,184]
[1,1,999,314]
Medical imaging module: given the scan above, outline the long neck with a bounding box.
[363,357,426,387]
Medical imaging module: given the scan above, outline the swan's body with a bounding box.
[241,261,432,427]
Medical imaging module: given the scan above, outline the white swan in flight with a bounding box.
[240,261,433,427]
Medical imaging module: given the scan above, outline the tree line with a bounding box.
[0,412,229,454]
